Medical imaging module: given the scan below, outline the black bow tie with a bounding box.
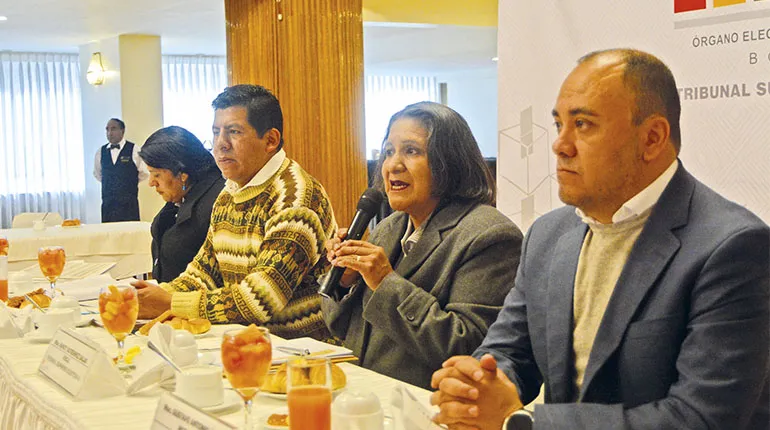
[109,143,120,150]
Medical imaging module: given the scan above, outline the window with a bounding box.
[162,55,228,147]
[0,52,85,227]
[364,75,439,159]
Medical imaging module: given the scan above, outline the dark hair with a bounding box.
[139,126,220,184]
[108,118,125,131]
[211,84,284,150]
[375,101,495,206]
[579,49,682,153]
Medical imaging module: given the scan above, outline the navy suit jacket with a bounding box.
[477,164,769,429]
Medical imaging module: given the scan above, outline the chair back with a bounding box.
[11,212,64,228]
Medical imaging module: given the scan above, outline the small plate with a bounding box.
[76,315,96,328]
[24,330,54,343]
[201,389,242,414]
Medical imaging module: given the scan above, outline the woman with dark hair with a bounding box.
[139,126,225,282]
[322,102,523,389]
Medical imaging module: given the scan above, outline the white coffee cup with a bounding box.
[36,308,76,338]
[174,365,224,408]
[332,391,384,430]
[50,296,80,324]
[170,330,198,367]
[32,220,46,231]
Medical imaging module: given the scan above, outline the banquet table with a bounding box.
[0,324,435,430]
[0,222,152,280]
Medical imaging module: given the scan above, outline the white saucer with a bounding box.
[201,390,242,414]
[76,315,96,327]
[24,330,54,343]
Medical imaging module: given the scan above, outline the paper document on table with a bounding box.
[271,337,354,364]
[57,274,116,301]
[25,260,116,280]
[392,385,445,430]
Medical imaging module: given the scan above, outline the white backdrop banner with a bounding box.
[497,0,770,231]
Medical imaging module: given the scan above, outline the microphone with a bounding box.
[319,188,384,299]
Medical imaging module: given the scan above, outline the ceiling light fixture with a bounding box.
[86,52,105,85]
[0,16,8,21]
[492,57,499,62]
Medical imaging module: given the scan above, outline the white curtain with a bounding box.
[364,76,439,159]
[162,55,227,148]
[0,52,85,228]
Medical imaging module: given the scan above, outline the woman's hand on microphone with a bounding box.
[331,238,393,291]
[325,228,360,288]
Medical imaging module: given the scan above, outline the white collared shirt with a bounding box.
[92,138,149,182]
[399,212,434,256]
[224,149,287,194]
[576,160,678,225]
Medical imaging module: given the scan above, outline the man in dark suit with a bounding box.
[93,118,149,222]
[431,49,769,429]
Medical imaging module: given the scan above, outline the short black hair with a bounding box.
[108,118,125,131]
[211,84,284,150]
[375,101,495,206]
[139,126,219,184]
[579,49,682,153]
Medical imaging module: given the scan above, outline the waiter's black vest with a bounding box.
[100,142,140,222]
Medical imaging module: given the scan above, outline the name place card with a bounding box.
[38,328,126,399]
[152,392,237,430]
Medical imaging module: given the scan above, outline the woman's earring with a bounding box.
[182,182,187,192]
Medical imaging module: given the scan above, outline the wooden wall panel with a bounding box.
[225,0,368,227]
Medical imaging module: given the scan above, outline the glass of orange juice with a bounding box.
[98,285,139,372]
[287,357,333,430]
[221,325,272,429]
[38,246,65,297]
[0,236,8,302]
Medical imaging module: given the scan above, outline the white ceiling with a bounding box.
[0,0,497,74]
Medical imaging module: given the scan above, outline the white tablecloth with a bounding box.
[0,325,434,430]
[0,222,152,280]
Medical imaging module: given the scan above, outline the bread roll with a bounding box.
[261,360,346,394]
[138,309,173,335]
[61,219,81,227]
[186,318,211,335]
[7,288,51,309]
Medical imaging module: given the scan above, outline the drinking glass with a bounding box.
[221,325,272,430]
[38,246,65,297]
[287,357,333,430]
[0,236,8,302]
[98,285,139,372]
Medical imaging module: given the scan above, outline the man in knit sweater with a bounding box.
[133,85,337,341]
[431,49,769,429]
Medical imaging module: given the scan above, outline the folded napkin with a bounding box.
[0,303,34,338]
[391,385,445,430]
[0,303,25,339]
[127,323,198,394]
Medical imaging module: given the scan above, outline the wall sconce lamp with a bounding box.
[86,52,105,85]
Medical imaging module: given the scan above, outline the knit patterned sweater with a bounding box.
[163,158,337,341]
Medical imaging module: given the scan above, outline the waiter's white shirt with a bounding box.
[92,138,149,182]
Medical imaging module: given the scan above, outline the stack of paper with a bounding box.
[24,260,116,280]
[271,337,355,364]
[57,274,117,301]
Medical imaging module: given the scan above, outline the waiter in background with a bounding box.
[93,118,149,222]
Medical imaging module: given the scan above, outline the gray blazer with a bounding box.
[323,200,523,389]
[477,163,770,429]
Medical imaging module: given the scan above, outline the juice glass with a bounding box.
[98,285,139,372]
[221,325,272,429]
[38,246,65,297]
[287,357,333,430]
[0,235,8,302]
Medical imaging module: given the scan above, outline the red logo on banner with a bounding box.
[675,0,706,12]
